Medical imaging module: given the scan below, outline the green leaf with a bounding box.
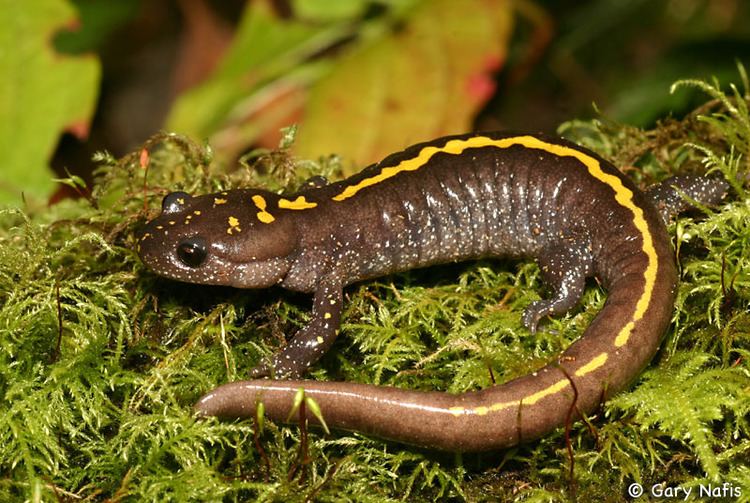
[294,0,513,172]
[292,0,371,21]
[0,0,100,207]
[166,0,512,172]
[54,0,139,53]
[166,0,343,155]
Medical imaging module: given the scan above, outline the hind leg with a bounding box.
[522,243,594,333]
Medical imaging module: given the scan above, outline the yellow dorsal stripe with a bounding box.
[279,196,317,210]
[328,134,658,416]
[574,352,608,377]
[332,135,657,350]
[523,378,569,405]
[447,378,571,417]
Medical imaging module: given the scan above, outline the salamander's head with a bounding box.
[136,189,297,288]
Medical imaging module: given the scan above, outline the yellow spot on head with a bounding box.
[214,198,227,205]
[279,196,317,210]
[323,312,331,319]
[252,195,267,209]
[252,195,275,223]
[227,216,241,234]
[194,210,201,215]
[316,336,324,344]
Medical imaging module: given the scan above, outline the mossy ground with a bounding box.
[1,75,748,502]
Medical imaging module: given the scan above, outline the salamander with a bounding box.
[136,132,728,451]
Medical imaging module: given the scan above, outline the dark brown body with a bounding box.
[138,132,727,451]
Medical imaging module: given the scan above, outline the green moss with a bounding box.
[1,74,748,501]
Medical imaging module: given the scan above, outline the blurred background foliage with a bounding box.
[3,0,750,205]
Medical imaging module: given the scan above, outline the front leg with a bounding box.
[251,274,344,378]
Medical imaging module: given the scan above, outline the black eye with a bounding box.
[302,175,329,189]
[162,191,191,214]
[177,237,207,268]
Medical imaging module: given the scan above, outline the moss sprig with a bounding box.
[2,75,749,500]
